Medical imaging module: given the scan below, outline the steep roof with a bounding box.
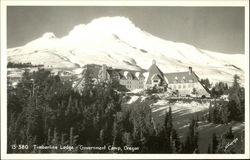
[73,64,101,91]
[151,74,162,80]
[85,64,102,79]
[146,63,165,84]
[164,71,199,84]
[74,64,145,91]
[108,69,144,80]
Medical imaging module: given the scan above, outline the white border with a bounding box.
[1,0,249,159]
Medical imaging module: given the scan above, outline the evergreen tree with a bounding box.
[227,74,244,122]
[211,82,229,98]
[200,78,211,89]
[183,119,199,153]
[212,133,218,153]
[207,143,211,153]
[224,127,234,139]
[220,104,229,124]
[163,106,173,153]
[208,102,212,122]
[172,129,181,153]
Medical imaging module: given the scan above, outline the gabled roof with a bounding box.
[109,69,144,80]
[151,74,162,80]
[85,64,102,79]
[164,71,199,84]
[146,63,165,84]
[73,64,102,91]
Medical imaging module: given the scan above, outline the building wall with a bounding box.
[168,82,210,97]
[145,79,161,88]
[119,79,144,91]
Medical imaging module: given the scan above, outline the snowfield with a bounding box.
[148,98,244,153]
[127,96,140,104]
[152,100,209,116]
[8,16,244,84]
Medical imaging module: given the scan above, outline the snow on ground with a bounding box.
[127,96,140,104]
[232,123,245,131]
[130,89,144,94]
[8,16,244,84]
[151,99,209,116]
[147,98,244,153]
[173,101,210,114]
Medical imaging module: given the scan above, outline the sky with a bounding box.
[7,6,245,54]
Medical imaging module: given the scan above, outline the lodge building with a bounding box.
[164,67,210,97]
[74,60,210,97]
[73,64,145,93]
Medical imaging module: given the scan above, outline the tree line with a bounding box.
[8,69,201,153]
[7,62,44,68]
[7,69,244,153]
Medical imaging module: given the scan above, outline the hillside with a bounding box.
[125,95,245,153]
[7,16,244,84]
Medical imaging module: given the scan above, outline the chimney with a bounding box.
[188,66,192,75]
[102,64,107,80]
[152,59,156,65]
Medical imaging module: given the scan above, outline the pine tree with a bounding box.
[172,129,181,153]
[221,104,229,124]
[183,119,199,153]
[163,106,173,153]
[208,102,213,122]
[225,127,234,139]
[212,133,218,153]
[200,78,211,89]
[227,74,244,122]
[111,113,123,153]
[207,143,211,153]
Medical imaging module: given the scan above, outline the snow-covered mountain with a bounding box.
[7,16,244,84]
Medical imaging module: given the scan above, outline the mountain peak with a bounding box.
[42,32,57,39]
[67,16,139,39]
[25,32,58,48]
[89,16,135,27]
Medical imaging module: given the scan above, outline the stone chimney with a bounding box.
[102,64,107,80]
[152,59,156,65]
[188,66,192,75]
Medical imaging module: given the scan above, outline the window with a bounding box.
[178,85,181,89]
[189,79,194,83]
[153,80,159,83]
[173,85,176,89]
[188,84,194,88]
[181,77,185,83]
[183,84,186,88]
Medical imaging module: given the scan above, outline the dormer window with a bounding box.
[173,76,178,83]
[179,76,186,83]
[127,76,132,80]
